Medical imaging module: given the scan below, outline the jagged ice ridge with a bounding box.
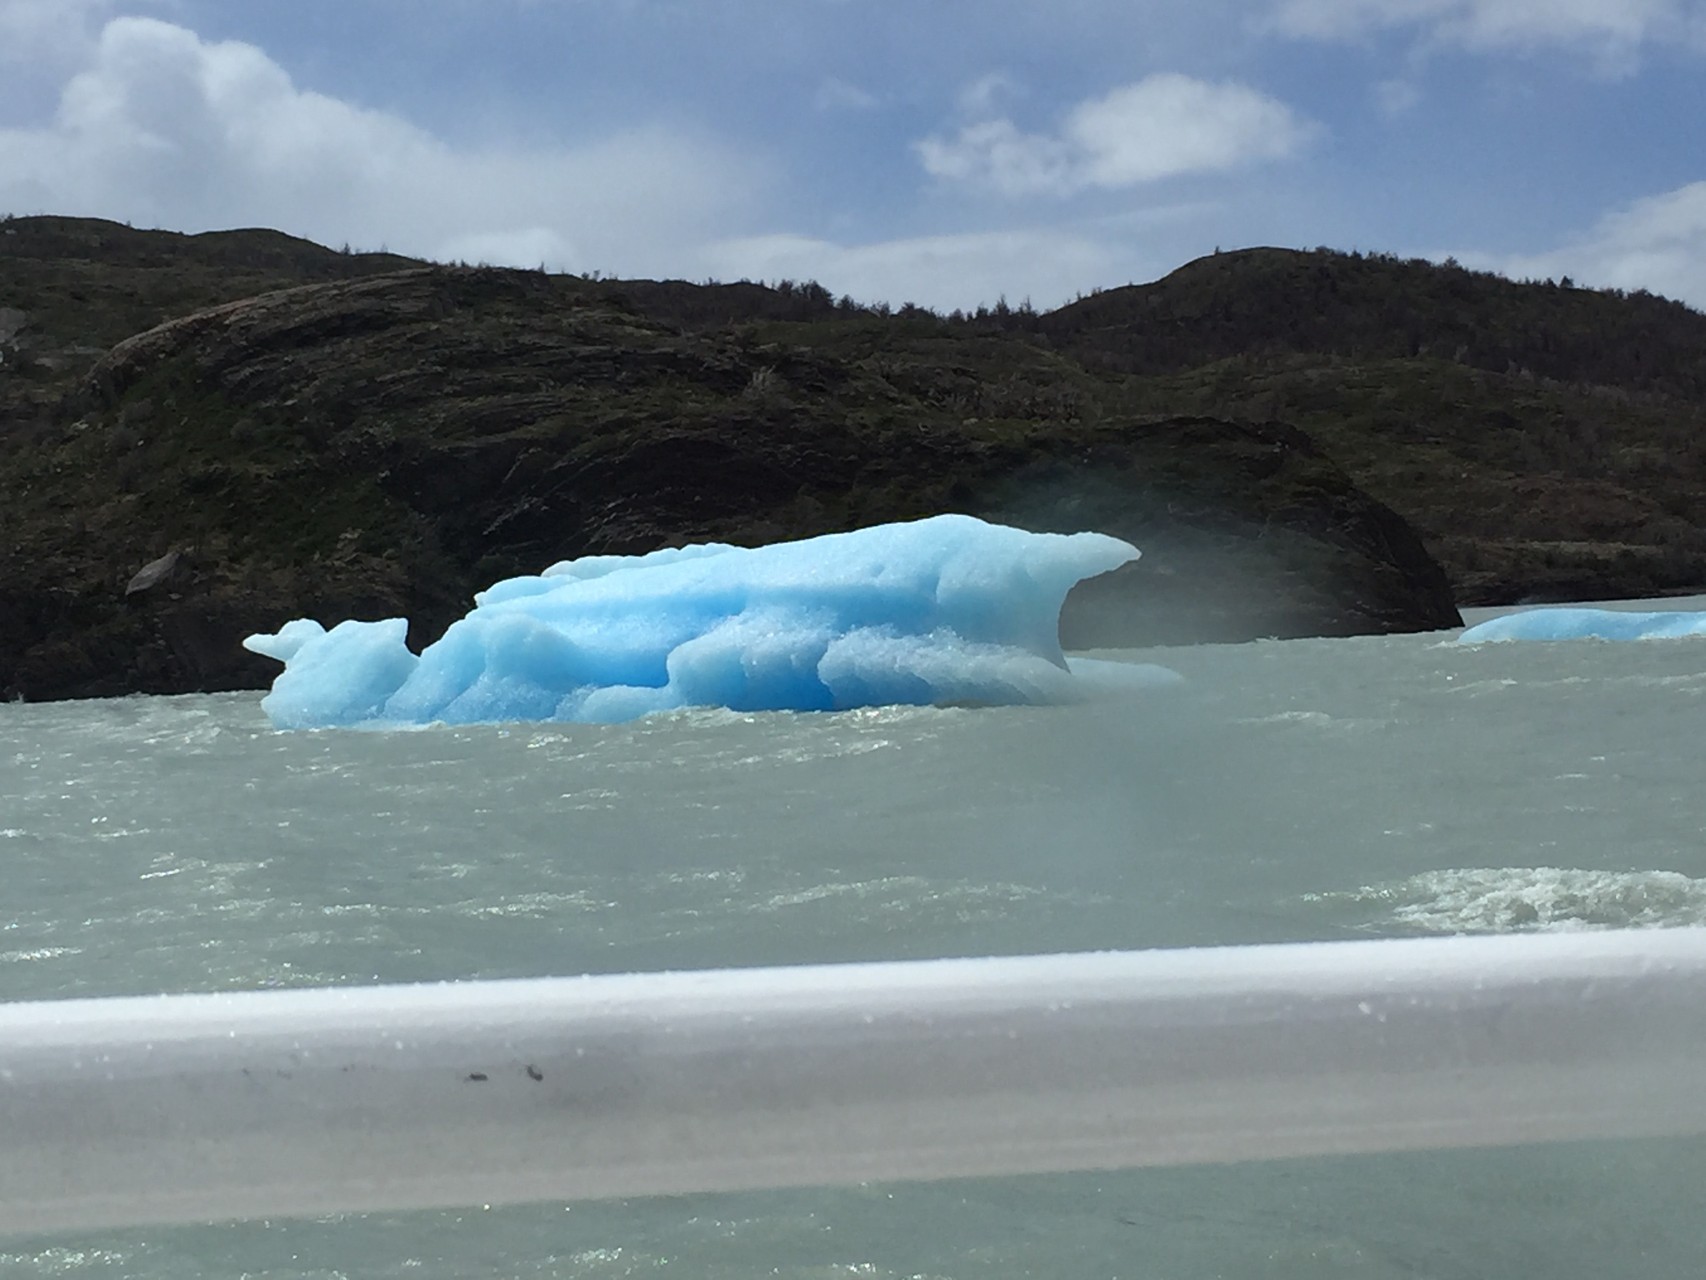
[243,515,1178,729]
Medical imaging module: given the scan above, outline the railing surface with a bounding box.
[4,928,1706,1235]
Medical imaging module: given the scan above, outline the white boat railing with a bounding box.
[4,927,1706,1235]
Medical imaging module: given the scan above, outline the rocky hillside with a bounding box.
[2,259,1457,699]
[8,217,1702,702]
[1033,248,1706,604]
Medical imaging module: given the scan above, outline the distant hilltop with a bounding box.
[3,214,1704,700]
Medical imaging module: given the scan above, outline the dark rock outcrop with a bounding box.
[124,549,188,595]
[0,265,1460,700]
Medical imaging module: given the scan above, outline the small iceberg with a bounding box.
[244,515,1177,728]
[1457,607,1706,645]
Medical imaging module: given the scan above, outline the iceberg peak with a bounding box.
[243,515,1153,728]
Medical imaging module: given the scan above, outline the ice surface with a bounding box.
[1457,608,1706,644]
[243,515,1167,729]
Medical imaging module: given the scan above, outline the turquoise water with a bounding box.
[5,622,1706,1276]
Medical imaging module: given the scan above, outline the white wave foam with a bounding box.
[1240,710,1338,728]
[0,946,83,964]
[1306,866,1706,934]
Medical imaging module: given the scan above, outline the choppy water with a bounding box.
[5,617,1706,1277]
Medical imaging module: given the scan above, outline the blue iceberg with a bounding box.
[243,515,1171,729]
[1458,607,1706,645]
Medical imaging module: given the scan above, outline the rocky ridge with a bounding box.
[15,218,1703,702]
[2,246,1461,700]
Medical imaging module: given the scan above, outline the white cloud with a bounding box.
[1374,77,1422,113]
[703,227,1142,313]
[813,77,880,112]
[1069,77,1314,187]
[437,227,579,270]
[0,0,171,106]
[0,0,117,63]
[1269,0,1704,59]
[916,74,1314,198]
[916,120,1075,198]
[956,73,1020,117]
[1460,181,1706,308]
[0,17,765,275]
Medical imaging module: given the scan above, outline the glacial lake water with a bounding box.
[5,611,1706,1278]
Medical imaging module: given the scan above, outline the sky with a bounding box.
[2,0,1705,312]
